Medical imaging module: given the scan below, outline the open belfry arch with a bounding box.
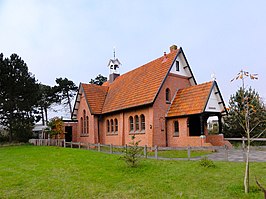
[68,44,231,148]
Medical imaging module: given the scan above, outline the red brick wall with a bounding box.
[166,117,206,147]
[75,91,98,144]
[99,106,154,147]
[206,134,232,148]
[152,73,190,146]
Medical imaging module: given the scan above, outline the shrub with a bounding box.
[199,157,216,168]
[121,135,142,167]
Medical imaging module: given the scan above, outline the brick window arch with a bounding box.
[140,114,145,131]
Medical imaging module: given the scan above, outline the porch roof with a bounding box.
[167,81,215,117]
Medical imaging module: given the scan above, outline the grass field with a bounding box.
[0,145,265,198]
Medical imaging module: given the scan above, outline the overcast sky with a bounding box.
[1,0,265,118]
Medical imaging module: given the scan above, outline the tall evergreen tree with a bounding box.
[37,84,59,125]
[0,53,40,142]
[54,77,78,116]
[223,87,266,138]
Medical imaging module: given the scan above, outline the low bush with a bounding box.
[199,157,216,168]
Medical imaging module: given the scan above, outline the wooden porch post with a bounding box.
[218,113,222,134]
[200,115,204,135]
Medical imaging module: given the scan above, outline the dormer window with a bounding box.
[166,88,171,103]
[176,61,179,71]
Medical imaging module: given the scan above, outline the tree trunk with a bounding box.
[66,92,72,117]
[244,109,250,193]
[44,107,48,125]
[244,145,250,193]
[9,129,13,143]
[41,107,45,125]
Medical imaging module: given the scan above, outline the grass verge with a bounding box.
[0,145,265,198]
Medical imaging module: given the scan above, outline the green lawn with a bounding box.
[0,145,265,198]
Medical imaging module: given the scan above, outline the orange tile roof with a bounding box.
[102,81,110,86]
[81,83,108,114]
[102,49,179,113]
[167,81,213,117]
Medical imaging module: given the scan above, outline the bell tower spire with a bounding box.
[107,47,121,83]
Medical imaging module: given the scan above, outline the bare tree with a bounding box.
[231,70,266,193]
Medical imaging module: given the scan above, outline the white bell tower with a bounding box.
[107,47,121,83]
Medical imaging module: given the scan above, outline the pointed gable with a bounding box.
[167,81,226,117]
[169,48,197,86]
[72,83,108,118]
[82,84,109,114]
[204,81,226,113]
[102,49,179,113]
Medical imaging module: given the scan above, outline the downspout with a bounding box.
[97,115,102,143]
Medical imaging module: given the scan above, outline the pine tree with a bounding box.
[0,53,40,142]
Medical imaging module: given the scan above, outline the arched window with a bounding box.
[166,88,170,102]
[86,116,89,134]
[80,117,83,134]
[135,115,139,131]
[174,121,179,136]
[111,119,114,132]
[83,110,86,134]
[129,116,134,131]
[107,120,110,133]
[140,114,145,131]
[114,118,118,132]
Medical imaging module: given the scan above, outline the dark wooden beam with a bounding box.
[218,114,222,134]
[200,115,204,135]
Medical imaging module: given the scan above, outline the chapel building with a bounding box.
[68,45,231,147]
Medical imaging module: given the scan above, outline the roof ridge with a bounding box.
[115,49,179,80]
[102,49,179,113]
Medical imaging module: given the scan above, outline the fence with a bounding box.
[29,138,266,162]
[30,139,230,161]
[224,137,266,149]
[29,139,65,147]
